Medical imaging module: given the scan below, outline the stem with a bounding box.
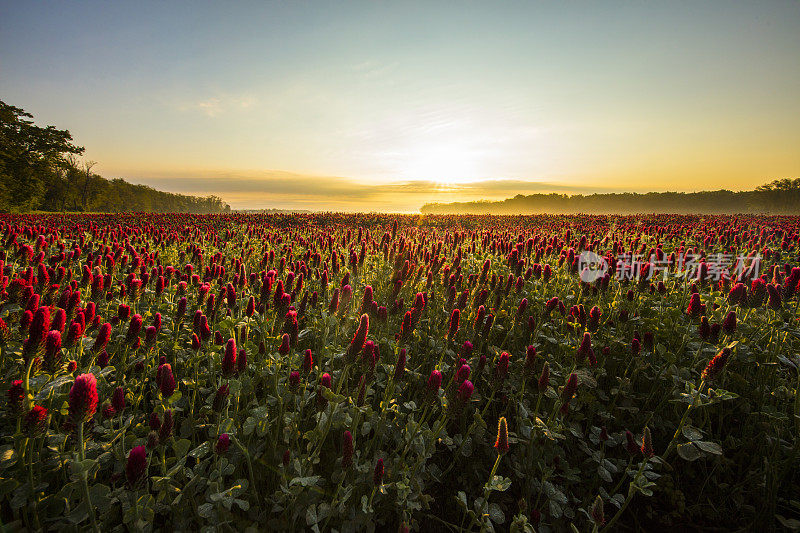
[488,452,502,481]
[26,437,35,488]
[608,457,634,497]
[28,436,42,530]
[23,356,35,411]
[471,453,504,532]
[599,459,648,533]
[479,391,495,419]
[232,435,260,502]
[397,404,432,466]
[795,372,800,438]
[132,488,140,526]
[663,379,706,461]
[118,413,125,460]
[77,422,100,533]
[320,478,344,531]
[190,349,200,444]
[77,421,85,461]
[311,404,335,460]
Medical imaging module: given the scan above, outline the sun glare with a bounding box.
[400,140,485,187]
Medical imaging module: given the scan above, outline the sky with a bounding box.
[1,1,799,211]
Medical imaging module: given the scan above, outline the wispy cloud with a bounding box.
[349,60,398,80]
[185,95,258,117]
[196,98,222,117]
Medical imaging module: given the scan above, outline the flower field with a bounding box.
[0,212,798,532]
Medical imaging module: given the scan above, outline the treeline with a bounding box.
[421,179,800,215]
[42,173,231,214]
[0,99,230,214]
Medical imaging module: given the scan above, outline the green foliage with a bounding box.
[0,100,84,212]
[0,212,798,532]
[0,99,230,214]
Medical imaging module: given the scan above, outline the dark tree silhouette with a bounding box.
[422,179,800,215]
[0,100,230,214]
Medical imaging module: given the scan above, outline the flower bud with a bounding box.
[289,370,300,391]
[394,348,406,380]
[237,348,247,373]
[215,433,230,454]
[212,384,229,412]
[68,373,98,423]
[641,426,654,458]
[426,369,442,397]
[562,372,578,402]
[701,347,731,382]
[126,445,148,487]
[7,380,24,417]
[278,333,290,355]
[625,430,639,456]
[24,405,48,437]
[456,380,474,403]
[591,495,605,526]
[342,430,354,468]
[112,386,126,412]
[158,363,176,397]
[537,361,550,392]
[94,322,112,353]
[222,338,237,377]
[495,352,509,382]
[44,330,62,372]
[494,417,509,454]
[373,458,384,485]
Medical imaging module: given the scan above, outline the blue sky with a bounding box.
[1,1,798,210]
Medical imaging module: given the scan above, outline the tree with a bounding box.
[0,100,85,212]
[755,178,800,192]
[80,160,97,211]
[0,99,230,214]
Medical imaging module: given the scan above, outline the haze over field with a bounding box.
[1,1,799,211]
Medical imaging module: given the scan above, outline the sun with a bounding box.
[400,139,485,186]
